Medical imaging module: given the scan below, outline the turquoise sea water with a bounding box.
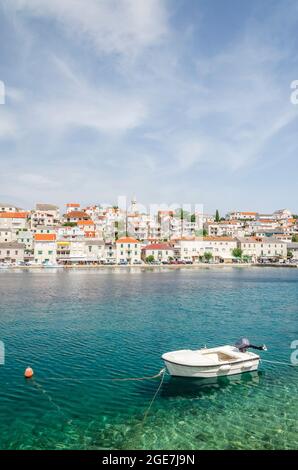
[0,267,297,450]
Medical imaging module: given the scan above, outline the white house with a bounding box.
[202,237,238,261]
[0,228,13,243]
[226,211,258,220]
[17,230,34,253]
[104,242,117,263]
[116,237,141,264]
[0,242,25,264]
[141,243,175,262]
[175,236,237,262]
[66,203,81,214]
[57,225,84,239]
[287,242,298,260]
[0,212,29,231]
[32,204,60,227]
[34,233,57,265]
[84,240,105,263]
[237,237,287,261]
[206,220,245,237]
[0,203,24,213]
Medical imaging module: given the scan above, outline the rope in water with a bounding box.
[143,368,166,423]
[261,358,296,367]
[30,368,167,432]
[38,369,165,382]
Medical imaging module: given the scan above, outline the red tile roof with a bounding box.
[66,203,80,207]
[142,243,173,251]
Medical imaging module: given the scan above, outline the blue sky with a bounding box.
[0,0,298,214]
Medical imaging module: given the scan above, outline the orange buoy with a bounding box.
[24,367,34,378]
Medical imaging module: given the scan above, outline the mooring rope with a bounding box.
[30,368,167,429]
[143,368,166,423]
[32,379,73,424]
[39,369,165,382]
[261,358,296,367]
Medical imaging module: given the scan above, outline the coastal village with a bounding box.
[0,200,298,267]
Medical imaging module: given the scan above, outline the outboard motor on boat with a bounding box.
[235,337,267,353]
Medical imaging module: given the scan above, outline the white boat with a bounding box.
[162,338,267,378]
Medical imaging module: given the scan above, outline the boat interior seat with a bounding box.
[201,351,238,362]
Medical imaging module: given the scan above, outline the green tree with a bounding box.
[175,209,190,220]
[191,213,196,223]
[215,209,220,222]
[292,234,298,242]
[203,251,213,262]
[287,250,293,259]
[146,255,155,263]
[63,222,77,227]
[232,247,243,259]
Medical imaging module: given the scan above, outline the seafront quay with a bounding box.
[0,201,298,267]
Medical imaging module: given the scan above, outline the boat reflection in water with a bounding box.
[161,370,262,399]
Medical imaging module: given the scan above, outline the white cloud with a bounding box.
[8,0,168,57]
[0,111,18,139]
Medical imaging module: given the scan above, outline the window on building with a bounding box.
[48,251,53,255]
[38,251,42,255]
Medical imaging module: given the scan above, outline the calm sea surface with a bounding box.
[0,267,297,450]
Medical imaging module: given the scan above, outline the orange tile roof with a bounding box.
[77,220,94,226]
[116,237,140,244]
[0,211,28,218]
[34,234,56,241]
[66,203,80,207]
[65,211,88,219]
[239,212,257,215]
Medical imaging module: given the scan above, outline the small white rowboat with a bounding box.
[162,339,267,378]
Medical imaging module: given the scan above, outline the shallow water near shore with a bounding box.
[0,267,297,449]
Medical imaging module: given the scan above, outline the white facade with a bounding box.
[84,240,105,262]
[0,213,29,231]
[237,238,287,261]
[0,242,25,264]
[34,237,57,264]
[0,228,13,243]
[142,244,175,262]
[207,221,245,237]
[176,237,237,261]
[116,237,141,263]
